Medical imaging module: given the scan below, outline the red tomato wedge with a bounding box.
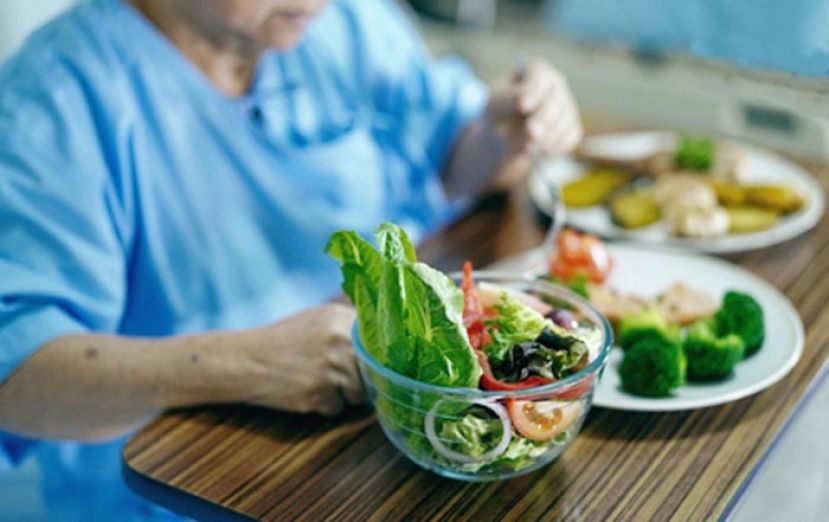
[506,399,584,441]
[548,229,612,284]
[465,321,487,353]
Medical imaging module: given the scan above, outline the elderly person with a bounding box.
[0,0,581,516]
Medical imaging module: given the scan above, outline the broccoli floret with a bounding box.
[618,308,678,350]
[683,320,745,381]
[714,291,764,356]
[619,336,686,397]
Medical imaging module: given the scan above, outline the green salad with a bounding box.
[327,224,598,474]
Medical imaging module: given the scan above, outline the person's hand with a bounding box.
[485,58,583,161]
[237,304,365,416]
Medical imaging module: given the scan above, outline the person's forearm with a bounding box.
[442,119,506,200]
[0,330,267,441]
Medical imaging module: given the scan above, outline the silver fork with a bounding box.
[541,178,567,261]
[515,54,567,261]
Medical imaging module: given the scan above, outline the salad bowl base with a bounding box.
[376,414,587,482]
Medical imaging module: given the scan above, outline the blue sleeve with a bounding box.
[0,48,130,385]
[350,0,488,173]
[0,432,39,469]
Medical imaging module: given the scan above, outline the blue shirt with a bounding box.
[0,0,486,518]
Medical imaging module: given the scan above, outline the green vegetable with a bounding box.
[683,320,745,381]
[541,274,590,299]
[431,432,560,474]
[675,135,715,171]
[714,291,764,357]
[617,308,678,350]
[481,437,558,472]
[619,336,686,397]
[454,433,570,474]
[483,292,548,364]
[437,407,506,459]
[562,169,632,207]
[492,339,588,382]
[530,341,588,379]
[328,225,484,472]
[609,189,661,229]
[532,327,590,378]
[326,223,481,387]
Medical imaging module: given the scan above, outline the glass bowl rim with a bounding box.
[351,270,614,400]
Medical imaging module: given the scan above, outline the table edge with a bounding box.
[121,454,255,522]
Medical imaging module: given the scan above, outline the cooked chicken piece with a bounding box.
[654,175,718,209]
[707,144,748,184]
[588,281,717,328]
[664,205,730,237]
[587,284,653,326]
[657,282,718,326]
[654,175,729,237]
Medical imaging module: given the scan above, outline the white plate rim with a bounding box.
[529,131,826,254]
[489,243,806,412]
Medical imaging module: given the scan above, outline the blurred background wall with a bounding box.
[414,0,829,159]
[0,0,76,61]
[2,0,827,158]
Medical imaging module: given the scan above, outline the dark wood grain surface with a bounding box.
[124,161,829,522]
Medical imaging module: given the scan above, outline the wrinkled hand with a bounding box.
[485,59,583,160]
[240,304,364,416]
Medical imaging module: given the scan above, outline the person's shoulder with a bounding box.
[0,1,129,109]
[0,1,135,140]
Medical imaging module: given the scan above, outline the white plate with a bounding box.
[529,131,825,254]
[490,244,805,412]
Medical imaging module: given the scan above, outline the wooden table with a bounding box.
[123,169,829,521]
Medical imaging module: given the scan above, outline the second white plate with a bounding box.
[529,131,825,254]
[490,244,804,412]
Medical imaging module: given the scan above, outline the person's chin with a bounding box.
[261,19,315,50]
[267,36,305,50]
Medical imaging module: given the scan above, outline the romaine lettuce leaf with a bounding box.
[326,223,481,388]
[376,222,417,264]
[325,231,389,364]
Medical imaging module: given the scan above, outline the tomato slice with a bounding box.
[506,399,583,441]
[548,229,613,284]
[558,229,587,263]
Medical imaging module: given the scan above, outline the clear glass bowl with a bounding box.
[353,272,613,482]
